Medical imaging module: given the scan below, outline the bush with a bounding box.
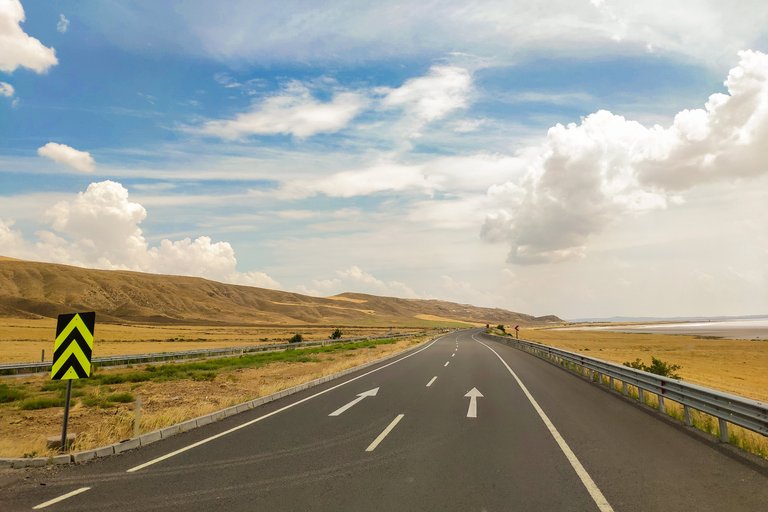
[496,324,506,332]
[330,328,343,340]
[623,357,682,379]
[289,333,303,343]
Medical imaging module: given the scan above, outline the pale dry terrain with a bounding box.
[0,257,555,327]
[0,318,414,363]
[521,328,768,402]
[0,334,432,458]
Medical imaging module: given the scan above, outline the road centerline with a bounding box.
[426,376,437,387]
[444,361,450,367]
[474,335,615,512]
[365,414,405,452]
[32,487,91,510]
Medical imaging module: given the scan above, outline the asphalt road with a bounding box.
[2,329,767,511]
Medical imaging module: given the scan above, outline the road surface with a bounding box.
[2,329,766,511]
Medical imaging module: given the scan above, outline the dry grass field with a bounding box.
[0,333,432,458]
[0,318,416,363]
[520,327,768,402]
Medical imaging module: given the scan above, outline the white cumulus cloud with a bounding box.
[2,181,280,288]
[195,81,365,139]
[0,0,58,73]
[37,142,96,172]
[482,50,768,265]
[0,218,29,258]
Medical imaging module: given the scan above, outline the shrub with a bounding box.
[496,324,506,332]
[289,333,303,343]
[329,328,343,340]
[623,357,682,379]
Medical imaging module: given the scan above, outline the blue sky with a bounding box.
[1,1,767,318]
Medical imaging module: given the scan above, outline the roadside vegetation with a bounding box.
[0,337,402,409]
[623,357,682,379]
[0,333,430,458]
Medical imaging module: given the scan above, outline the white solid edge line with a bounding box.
[474,335,615,512]
[33,487,91,510]
[365,414,405,452]
[426,376,437,387]
[126,335,446,473]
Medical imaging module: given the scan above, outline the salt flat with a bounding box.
[563,318,768,340]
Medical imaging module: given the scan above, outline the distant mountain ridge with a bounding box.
[0,257,561,327]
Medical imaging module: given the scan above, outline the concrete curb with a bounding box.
[1,333,442,468]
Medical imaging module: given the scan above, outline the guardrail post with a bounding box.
[622,381,628,396]
[609,376,614,391]
[718,419,729,443]
[638,388,645,405]
[658,395,666,414]
[683,405,693,426]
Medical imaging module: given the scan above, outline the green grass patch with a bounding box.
[91,372,152,385]
[80,395,109,408]
[40,380,85,392]
[106,392,134,403]
[0,383,26,403]
[19,396,64,410]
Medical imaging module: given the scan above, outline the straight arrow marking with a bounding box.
[465,387,483,418]
[329,387,379,416]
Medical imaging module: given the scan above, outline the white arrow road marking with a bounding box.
[426,376,437,387]
[329,387,379,416]
[366,414,404,452]
[465,387,483,418]
[33,487,91,509]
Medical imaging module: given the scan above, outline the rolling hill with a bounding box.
[0,256,561,327]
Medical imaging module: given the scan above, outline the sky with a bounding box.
[1,0,767,319]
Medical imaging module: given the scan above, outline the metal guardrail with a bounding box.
[0,332,416,376]
[481,332,768,442]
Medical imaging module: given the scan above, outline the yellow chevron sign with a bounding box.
[51,312,95,380]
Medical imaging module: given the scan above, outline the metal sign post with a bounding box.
[60,380,73,452]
